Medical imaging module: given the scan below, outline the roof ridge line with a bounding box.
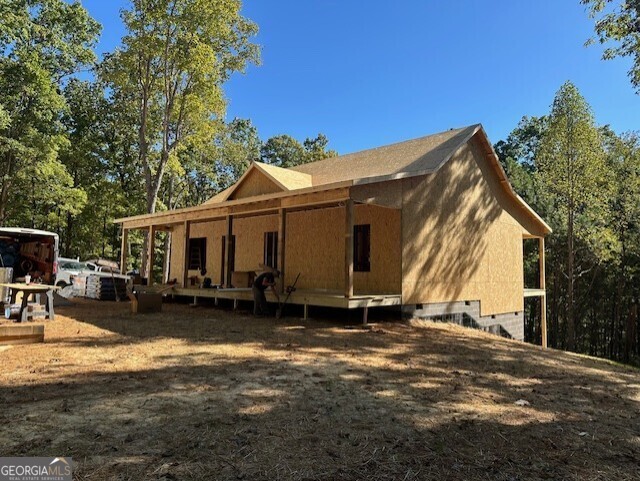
[290,124,481,172]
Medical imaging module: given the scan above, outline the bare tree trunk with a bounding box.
[162,175,174,283]
[627,304,638,361]
[101,212,107,258]
[567,209,576,351]
[551,265,560,348]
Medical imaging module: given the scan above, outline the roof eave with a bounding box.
[114,179,354,225]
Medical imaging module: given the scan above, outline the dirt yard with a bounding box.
[0,300,638,480]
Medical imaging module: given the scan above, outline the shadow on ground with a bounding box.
[0,300,638,481]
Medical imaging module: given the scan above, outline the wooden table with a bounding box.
[0,283,58,322]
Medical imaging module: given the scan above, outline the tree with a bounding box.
[538,81,611,351]
[0,0,100,223]
[261,133,337,167]
[101,0,259,216]
[101,0,258,276]
[260,135,306,168]
[303,134,338,163]
[494,116,549,213]
[582,0,640,92]
[215,118,261,189]
[601,128,640,361]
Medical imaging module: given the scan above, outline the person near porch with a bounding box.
[253,270,280,316]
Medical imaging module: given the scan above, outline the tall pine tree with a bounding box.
[538,81,611,350]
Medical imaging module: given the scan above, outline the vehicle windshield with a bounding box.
[60,261,89,271]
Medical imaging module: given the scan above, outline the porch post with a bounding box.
[120,227,128,275]
[225,215,233,287]
[148,225,156,286]
[345,199,354,298]
[539,236,547,348]
[182,220,191,288]
[277,208,286,293]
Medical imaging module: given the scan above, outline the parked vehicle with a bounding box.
[85,258,120,274]
[56,257,91,287]
[58,255,131,296]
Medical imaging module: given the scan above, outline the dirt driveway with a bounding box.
[0,300,638,480]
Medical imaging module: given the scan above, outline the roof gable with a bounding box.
[227,164,284,200]
[206,162,314,203]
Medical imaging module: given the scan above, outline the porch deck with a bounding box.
[170,287,402,316]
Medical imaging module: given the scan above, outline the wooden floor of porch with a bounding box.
[169,286,402,319]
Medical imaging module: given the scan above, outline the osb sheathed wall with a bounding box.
[167,204,401,292]
[353,204,401,294]
[229,169,282,200]
[285,207,343,290]
[285,204,401,294]
[168,215,279,284]
[233,214,278,271]
[169,220,225,284]
[401,136,524,316]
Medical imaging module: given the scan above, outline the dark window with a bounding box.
[188,238,206,270]
[353,224,370,272]
[221,235,236,284]
[264,232,278,269]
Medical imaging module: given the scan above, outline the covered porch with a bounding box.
[116,184,402,321]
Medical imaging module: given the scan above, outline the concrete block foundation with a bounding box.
[402,300,524,341]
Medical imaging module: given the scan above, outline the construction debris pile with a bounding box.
[75,275,127,301]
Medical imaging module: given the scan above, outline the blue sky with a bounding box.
[82,0,639,155]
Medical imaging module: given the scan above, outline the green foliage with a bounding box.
[494,116,551,216]
[216,118,261,187]
[261,133,337,168]
[602,128,640,267]
[539,81,613,256]
[8,155,88,228]
[56,79,136,258]
[100,0,260,214]
[582,0,640,92]
[496,81,640,363]
[0,0,100,224]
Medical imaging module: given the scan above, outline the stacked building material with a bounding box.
[83,275,127,301]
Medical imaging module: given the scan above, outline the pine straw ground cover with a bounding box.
[0,299,638,481]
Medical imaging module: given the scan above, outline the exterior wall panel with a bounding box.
[401,138,525,316]
[233,215,279,272]
[284,204,401,293]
